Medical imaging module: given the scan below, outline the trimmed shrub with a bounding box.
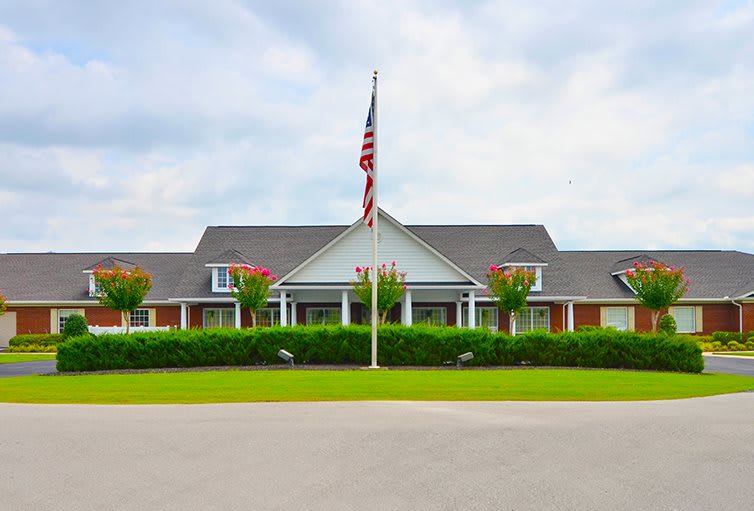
[62,313,89,338]
[8,344,57,353]
[746,341,754,351]
[711,331,742,345]
[57,325,704,374]
[658,314,677,335]
[9,334,63,348]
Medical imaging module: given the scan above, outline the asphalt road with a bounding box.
[703,354,754,376]
[0,359,57,378]
[2,395,753,511]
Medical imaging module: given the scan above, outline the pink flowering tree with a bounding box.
[351,261,407,324]
[486,265,536,335]
[625,261,689,332]
[92,265,153,334]
[228,264,278,327]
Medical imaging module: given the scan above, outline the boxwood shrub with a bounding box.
[57,325,704,373]
[9,334,63,347]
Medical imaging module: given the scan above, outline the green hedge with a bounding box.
[9,334,64,347]
[57,325,704,373]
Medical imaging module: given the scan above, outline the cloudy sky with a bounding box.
[1,1,753,254]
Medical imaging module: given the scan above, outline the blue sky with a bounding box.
[1,0,753,253]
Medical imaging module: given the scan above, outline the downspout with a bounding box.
[731,300,743,335]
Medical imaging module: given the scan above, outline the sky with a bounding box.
[1,0,753,254]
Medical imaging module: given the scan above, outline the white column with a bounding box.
[341,290,350,326]
[468,290,476,329]
[456,301,462,327]
[567,301,575,332]
[279,291,287,327]
[290,302,297,326]
[234,302,241,329]
[180,303,188,330]
[404,290,412,326]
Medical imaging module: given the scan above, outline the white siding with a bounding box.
[286,218,470,284]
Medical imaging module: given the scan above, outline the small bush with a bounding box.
[658,314,677,335]
[710,341,723,351]
[727,341,742,351]
[9,334,64,347]
[8,344,57,353]
[746,341,754,351]
[711,331,742,345]
[56,325,704,373]
[62,313,89,338]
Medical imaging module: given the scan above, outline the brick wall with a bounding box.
[573,303,740,334]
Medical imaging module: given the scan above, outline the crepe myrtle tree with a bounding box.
[351,261,407,324]
[485,265,536,335]
[92,265,152,334]
[228,264,278,328]
[625,261,689,332]
[0,291,6,316]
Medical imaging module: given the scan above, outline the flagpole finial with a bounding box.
[373,69,378,76]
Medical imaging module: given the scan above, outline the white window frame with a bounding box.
[672,306,696,334]
[501,265,543,292]
[58,309,81,334]
[306,307,341,326]
[212,267,233,293]
[605,307,629,331]
[412,307,447,326]
[203,308,236,328]
[256,308,281,328]
[463,307,499,332]
[130,309,151,328]
[515,306,550,334]
[88,274,103,297]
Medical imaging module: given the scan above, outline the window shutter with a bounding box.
[149,309,157,327]
[77,308,86,317]
[600,307,607,327]
[668,306,675,317]
[627,307,635,331]
[695,306,703,333]
[50,309,58,334]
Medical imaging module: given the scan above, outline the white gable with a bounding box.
[284,215,472,284]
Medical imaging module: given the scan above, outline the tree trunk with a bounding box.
[510,311,516,336]
[651,310,659,332]
[123,311,130,334]
[250,309,256,328]
[380,309,388,324]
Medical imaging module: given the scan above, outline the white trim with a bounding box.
[274,284,483,291]
[274,209,484,287]
[7,300,177,306]
[500,262,548,267]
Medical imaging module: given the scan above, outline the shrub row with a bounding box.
[9,334,63,347]
[57,325,704,373]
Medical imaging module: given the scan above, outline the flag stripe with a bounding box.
[360,88,375,228]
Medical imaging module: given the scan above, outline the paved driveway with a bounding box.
[0,359,57,378]
[2,395,753,511]
[703,354,754,376]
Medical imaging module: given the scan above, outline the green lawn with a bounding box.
[0,353,56,365]
[712,352,754,357]
[1,369,752,404]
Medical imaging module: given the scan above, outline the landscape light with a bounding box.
[277,349,294,367]
[457,352,474,368]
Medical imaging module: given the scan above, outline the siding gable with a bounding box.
[283,215,473,285]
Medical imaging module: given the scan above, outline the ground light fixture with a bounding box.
[277,349,294,367]
[457,352,474,368]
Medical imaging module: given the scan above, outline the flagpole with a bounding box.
[370,69,379,369]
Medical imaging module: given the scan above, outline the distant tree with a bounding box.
[351,262,407,324]
[486,265,536,335]
[228,264,278,328]
[0,291,6,316]
[92,265,153,334]
[625,261,689,332]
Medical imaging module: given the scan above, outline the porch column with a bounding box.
[567,301,575,332]
[468,290,476,329]
[341,290,350,325]
[180,303,188,329]
[404,290,412,326]
[279,291,287,327]
[234,302,241,329]
[290,302,297,326]
[456,301,462,327]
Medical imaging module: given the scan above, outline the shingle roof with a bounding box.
[499,248,547,265]
[82,256,137,272]
[0,253,192,301]
[204,249,253,266]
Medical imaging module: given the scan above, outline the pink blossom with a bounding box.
[403,284,407,289]
[270,276,278,281]
[355,266,362,273]
[625,270,635,278]
[523,281,529,287]
[489,264,498,272]
[261,268,271,276]
[381,263,386,269]
[391,260,396,266]
[633,261,639,267]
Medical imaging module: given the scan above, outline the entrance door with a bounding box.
[0,312,17,348]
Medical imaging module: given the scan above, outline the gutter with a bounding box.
[731,299,743,335]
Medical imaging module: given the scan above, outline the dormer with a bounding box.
[610,254,661,293]
[205,249,254,293]
[496,248,547,292]
[83,257,137,297]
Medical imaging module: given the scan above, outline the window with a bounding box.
[88,275,103,297]
[213,267,233,292]
[515,306,550,334]
[503,265,543,292]
[306,308,341,325]
[203,308,236,328]
[130,309,151,328]
[58,309,81,333]
[412,307,447,326]
[606,307,628,331]
[462,307,499,332]
[257,308,281,327]
[672,306,695,333]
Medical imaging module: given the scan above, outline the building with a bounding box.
[1,210,753,347]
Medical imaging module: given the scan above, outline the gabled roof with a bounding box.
[82,256,137,272]
[204,249,253,266]
[499,248,547,265]
[609,254,661,275]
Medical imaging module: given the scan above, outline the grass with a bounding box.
[0,369,752,404]
[0,353,56,365]
[712,352,754,357]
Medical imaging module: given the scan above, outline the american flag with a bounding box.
[359,88,375,228]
